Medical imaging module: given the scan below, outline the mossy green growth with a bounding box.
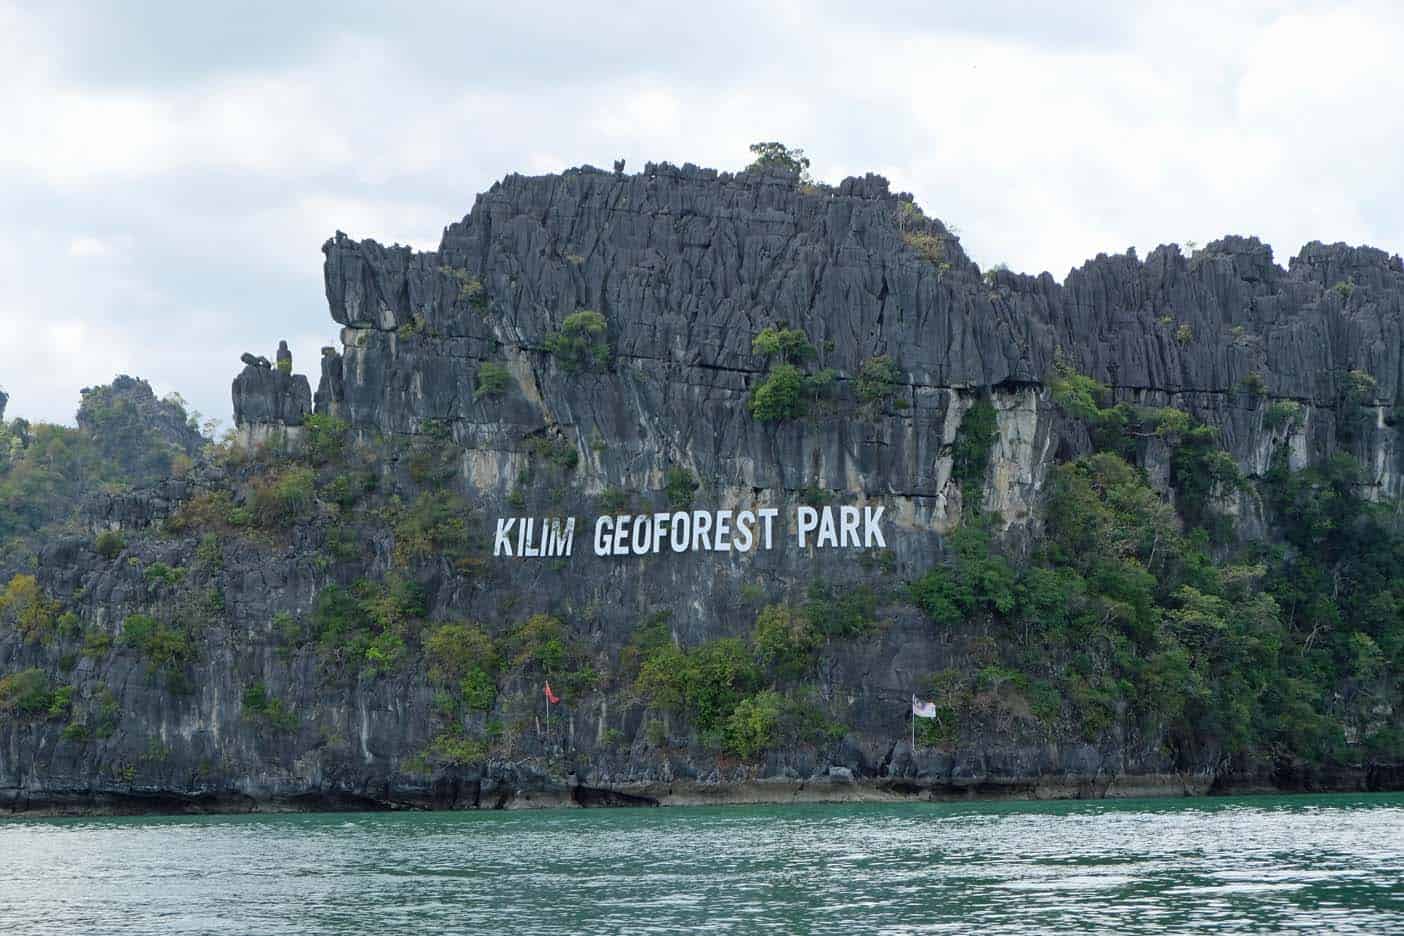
[664,467,698,509]
[241,682,298,732]
[950,396,999,511]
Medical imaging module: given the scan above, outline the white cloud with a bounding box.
[68,236,111,258]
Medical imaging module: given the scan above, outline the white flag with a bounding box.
[912,695,938,719]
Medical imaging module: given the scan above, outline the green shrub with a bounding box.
[857,355,903,408]
[393,493,477,571]
[419,728,488,767]
[1343,369,1377,405]
[95,530,126,560]
[1333,280,1355,300]
[166,491,239,535]
[752,604,820,679]
[664,467,698,508]
[120,613,194,672]
[903,231,951,274]
[143,562,186,587]
[1170,425,1241,533]
[474,362,512,401]
[752,327,814,362]
[724,690,785,758]
[312,585,371,652]
[250,466,316,528]
[1264,400,1304,432]
[724,689,844,758]
[195,534,223,569]
[1239,371,1267,397]
[93,689,119,738]
[749,363,807,422]
[636,637,761,738]
[304,413,349,465]
[804,581,879,638]
[1048,363,1106,421]
[527,435,579,473]
[544,310,609,374]
[241,682,298,732]
[424,621,498,708]
[0,574,60,643]
[443,267,488,309]
[598,487,632,513]
[0,668,55,718]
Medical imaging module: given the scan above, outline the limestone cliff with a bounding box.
[2,161,1401,814]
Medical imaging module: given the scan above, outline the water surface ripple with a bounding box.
[1,794,1400,934]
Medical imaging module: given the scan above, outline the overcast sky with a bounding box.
[3,0,1402,426]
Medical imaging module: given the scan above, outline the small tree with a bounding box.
[544,311,609,374]
[748,364,807,422]
[474,362,512,401]
[747,142,812,183]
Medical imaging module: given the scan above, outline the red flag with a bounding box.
[544,681,560,705]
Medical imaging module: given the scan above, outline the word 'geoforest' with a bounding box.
[493,505,886,559]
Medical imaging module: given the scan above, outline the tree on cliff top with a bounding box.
[747,142,812,183]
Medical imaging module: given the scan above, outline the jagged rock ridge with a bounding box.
[3,161,1402,815]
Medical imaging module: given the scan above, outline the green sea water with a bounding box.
[1,794,1400,934]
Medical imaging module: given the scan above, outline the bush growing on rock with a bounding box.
[425,623,498,712]
[94,530,126,559]
[752,605,820,679]
[0,574,61,643]
[1264,400,1303,431]
[748,363,807,422]
[0,668,56,718]
[303,413,348,465]
[636,637,760,740]
[241,682,298,732]
[1239,371,1267,398]
[474,362,512,401]
[663,467,698,509]
[751,326,814,362]
[392,493,476,570]
[120,613,195,675]
[250,466,316,528]
[544,310,609,374]
[856,355,903,409]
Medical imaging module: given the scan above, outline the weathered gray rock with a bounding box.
[232,344,312,430]
[4,162,1403,816]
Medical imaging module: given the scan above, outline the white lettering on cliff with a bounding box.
[504,504,886,560]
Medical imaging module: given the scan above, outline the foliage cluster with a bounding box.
[856,356,906,411]
[746,142,812,183]
[544,311,609,374]
[241,682,298,732]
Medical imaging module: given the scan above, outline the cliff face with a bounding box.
[3,162,1402,814]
